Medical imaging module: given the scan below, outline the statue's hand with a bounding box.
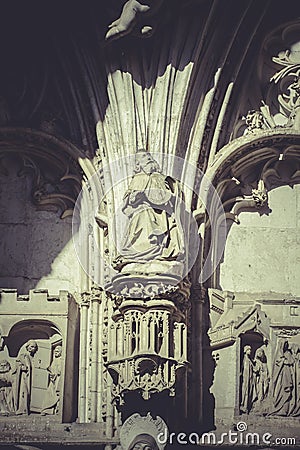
[105,0,150,41]
[128,191,144,205]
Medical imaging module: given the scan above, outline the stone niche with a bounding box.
[0,289,79,422]
[209,290,300,424]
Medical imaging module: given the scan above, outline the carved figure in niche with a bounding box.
[289,343,300,416]
[13,340,38,415]
[254,347,270,403]
[269,339,294,416]
[0,360,14,415]
[129,433,159,450]
[240,345,257,413]
[113,150,184,271]
[105,0,164,41]
[41,345,62,415]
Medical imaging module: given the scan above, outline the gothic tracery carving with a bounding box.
[239,338,300,417]
[243,43,300,134]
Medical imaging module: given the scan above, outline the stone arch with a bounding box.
[4,318,62,358]
[199,130,300,289]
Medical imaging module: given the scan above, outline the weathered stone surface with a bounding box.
[220,185,300,296]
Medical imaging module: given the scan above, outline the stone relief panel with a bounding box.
[41,345,62,416]
[239,335,300,417]
[0,334,63,417]
[240,344,270,415]
[0,360,14,415]
[269,338,300,417]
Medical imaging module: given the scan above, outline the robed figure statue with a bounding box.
[113,150,185,272]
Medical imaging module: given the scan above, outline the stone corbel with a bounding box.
[225,179,268,224]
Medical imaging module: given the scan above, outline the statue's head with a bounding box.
[0,359,11,373]
[129,433,159,450]
[54,345,62,357]
[134,150,160,174]
[244,345,251,355]
[25,340,38,355]
[255,347,266,362]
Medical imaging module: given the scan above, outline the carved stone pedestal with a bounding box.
[107,294,189,405]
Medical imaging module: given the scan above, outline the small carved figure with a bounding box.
[269,339,294,416]
[243,103,276,134]
[244,110,265,133]
[113,150,184,271]
[240,345,257,413]
[0,360,14,415]
[41,345,62,415]
[253,347,270,403]
[13,340,38,415]
[105,0,164,41]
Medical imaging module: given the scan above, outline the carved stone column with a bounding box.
[90,286,102,422]
[78,292,90,423]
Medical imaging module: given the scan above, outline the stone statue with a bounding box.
[240,345,257,413]
[13,340,38,415]
[105,0,164,41]
[41,345,62,415]
[0,360,14,415]
[253,346,270,403]
[269,339,294,416]
[113,150,184,272]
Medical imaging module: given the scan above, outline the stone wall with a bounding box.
[0,164,80,294]
[220,184,300,296]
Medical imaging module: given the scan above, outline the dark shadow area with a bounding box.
[0,0,241,161]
